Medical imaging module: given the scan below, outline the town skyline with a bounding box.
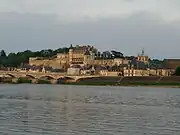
[0,44,165,60]
[0,44,172,77]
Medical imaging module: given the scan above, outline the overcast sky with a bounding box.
[0,0,180,59]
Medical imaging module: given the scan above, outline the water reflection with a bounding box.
[0,84,180,134]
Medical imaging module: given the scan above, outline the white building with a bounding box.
[113,58,129,66]
[67,67,81,75]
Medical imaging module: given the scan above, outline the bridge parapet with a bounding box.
[71,75,100,81]
[0,70,101,81]
[0,70,66,79]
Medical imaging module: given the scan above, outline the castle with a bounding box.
[28,45,171,76]
[29,45,130,70]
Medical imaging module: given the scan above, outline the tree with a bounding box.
[0,50,6,57]
[102,51,111,58]
[174,67,180,76]
[0,46,71,68]
[111,50,124,58]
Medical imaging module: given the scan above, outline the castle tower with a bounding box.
[137,48,149,65]
[90,51,95,65]
[83,50,91,65]
[69,48,73,65]
[83,50,95,66]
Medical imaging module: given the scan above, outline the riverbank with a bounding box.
[1,76,180,88]
[62,82,180,88]
[1,78,180,88]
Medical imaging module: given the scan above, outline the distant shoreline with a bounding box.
[62,82,180,88]
[0,83,179,88]
[1,76,180,88]
[1,80,180,88]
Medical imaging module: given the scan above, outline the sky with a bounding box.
[0,0,180,59]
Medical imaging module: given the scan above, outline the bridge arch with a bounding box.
[63,76,74,80]
[5,73,16,78]
[26,74,36,79]
[39,75,55,80]
[57,77,74,80]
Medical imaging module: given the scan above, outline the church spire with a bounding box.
[141,48,145,56]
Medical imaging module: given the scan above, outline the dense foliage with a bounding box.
[0,47,163,69]
[174,67,180,76]
[0,48,69,68]
[0,47,126,68]
[149,59,163,69]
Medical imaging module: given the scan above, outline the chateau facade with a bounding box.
[29,45,130,70]
[27,45,172,76]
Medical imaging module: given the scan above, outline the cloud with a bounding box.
[0,12,180,59]
[0,0,180,59]
[0,0,180,22]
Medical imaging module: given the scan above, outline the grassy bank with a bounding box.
[1,77,180,88]
[63,81,180,87]
[38,79,51,84]
[63,82,117,86]
[16,78,32,84]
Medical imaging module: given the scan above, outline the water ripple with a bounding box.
[0,84,180,135]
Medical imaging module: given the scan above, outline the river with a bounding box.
[0,84,180,135]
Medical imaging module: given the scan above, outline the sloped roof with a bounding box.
[84,50,91,55]
[70,64,81,68]
[81,65,92,70]
[134,61,147,69]
[94,65,107,70]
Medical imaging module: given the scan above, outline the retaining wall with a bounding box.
[77,76,180,84]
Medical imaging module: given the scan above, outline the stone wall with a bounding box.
[29,58,68,69]
[77,76,122,83]
[77,76,180,84]
[94,59,114,66]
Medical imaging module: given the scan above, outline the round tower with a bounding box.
[83,50,90,65]
[90,51,95,65]
[69,48,73,65]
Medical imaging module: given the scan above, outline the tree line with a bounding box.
[0,47,164,69]
[0,47,126,68]
[0,48,69,68]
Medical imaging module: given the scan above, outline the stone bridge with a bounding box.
[0,70,100,81]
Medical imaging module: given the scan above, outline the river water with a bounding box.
[0,84,180,135]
